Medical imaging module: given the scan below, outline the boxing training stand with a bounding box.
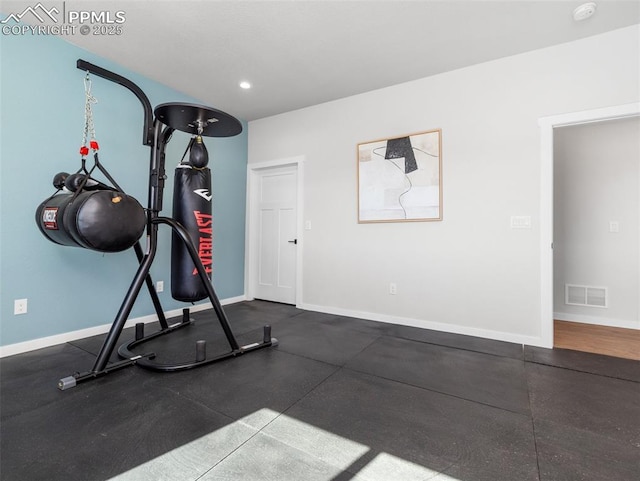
[58,60,277,390]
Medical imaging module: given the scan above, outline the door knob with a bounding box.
[288,239,297,244]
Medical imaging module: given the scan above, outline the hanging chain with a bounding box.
[80,72,99,158]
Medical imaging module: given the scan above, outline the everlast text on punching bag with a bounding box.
[171,136,213,302]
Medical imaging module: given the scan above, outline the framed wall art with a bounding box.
[357,129,442,223]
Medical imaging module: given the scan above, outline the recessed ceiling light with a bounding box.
[573,2,597,22]
[239,81,251,89]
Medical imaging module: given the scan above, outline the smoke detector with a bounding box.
[573,2,597,21]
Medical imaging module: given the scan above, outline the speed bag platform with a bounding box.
[36,190,146,252]
[171,166,212,302]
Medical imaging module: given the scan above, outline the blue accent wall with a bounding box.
[0,28,248,346]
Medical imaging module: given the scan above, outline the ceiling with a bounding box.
[3,1,639,121]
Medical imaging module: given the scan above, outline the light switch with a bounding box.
[609,221,619,233]
[510,216,532,229]
[305,220,312,230]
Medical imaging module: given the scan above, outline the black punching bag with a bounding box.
[171,136,213,302]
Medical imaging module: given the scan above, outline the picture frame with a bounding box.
[357,129,442,223]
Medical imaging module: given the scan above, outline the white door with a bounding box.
[253,165,297,304]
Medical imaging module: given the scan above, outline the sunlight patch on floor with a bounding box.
[110,408,460,481]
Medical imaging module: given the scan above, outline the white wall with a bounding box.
[554,118,640,329]
[247,25,640,346]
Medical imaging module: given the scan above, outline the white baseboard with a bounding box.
[554,312,640,330]
[298,302,543,347]
[0,295,247,359]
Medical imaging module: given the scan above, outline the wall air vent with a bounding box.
[565,284,608,308]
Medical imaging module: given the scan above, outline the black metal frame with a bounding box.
[58,60,276,390]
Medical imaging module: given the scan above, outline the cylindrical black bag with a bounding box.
[36,190,146,252]
[171,166,213,302]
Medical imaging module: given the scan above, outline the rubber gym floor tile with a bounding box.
[110,417,259,481]
[0,367,248,481]
[201,300,303,335]
[149,343,339,430]
[534,418,640,481]
[269,316,382,366]
[206,311,284,337]
[264,369,538,481]
[307,313,391,338]
[276,309,388,337]
[526,362,640,446]
[345,335,531,414]
[385,323,524,359]
[524,345,640,382]
[6,301,640,481]
[199,431,345,481]
[280,310,340,323]
[225,299,303,320]
[0,343,97,420]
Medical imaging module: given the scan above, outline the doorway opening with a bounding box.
[539,102,640,352]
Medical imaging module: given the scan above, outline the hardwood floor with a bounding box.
[554,320,640,361]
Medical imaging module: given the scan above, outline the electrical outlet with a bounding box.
[14,299,28,315]
[156,281,164,292]
[389,283,397,295]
